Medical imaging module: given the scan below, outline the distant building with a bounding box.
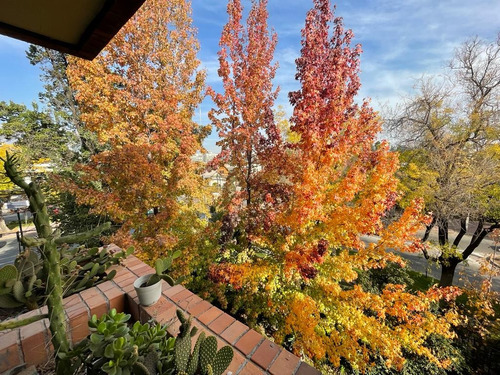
[192,151,217,164]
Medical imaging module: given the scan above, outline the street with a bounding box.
[362,227,500,292]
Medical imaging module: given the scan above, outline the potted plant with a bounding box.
[134,250,182,306]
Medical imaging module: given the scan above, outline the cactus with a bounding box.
[198,333,233,375]
[146,250,182,287]
[0,265,18,296]
[1,152,112,372]
[173,310,234,375]
[199,336,217,373]
[175,309,198,373]
[133,349,160,375]
[0,237,130,310]
[0,252,42,309]
[212,346,234,375]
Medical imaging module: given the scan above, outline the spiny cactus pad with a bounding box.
[0,265,18,287]
[213,346,234,375]
[200,336,217,374]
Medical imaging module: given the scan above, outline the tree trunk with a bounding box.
[452,217,467,247]
[422,216,436,242]
[439,258,459,287]
[437,218,449,246]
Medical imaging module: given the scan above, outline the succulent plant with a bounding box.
[145,250,183,287]
[174,310,233,375]
[0,250,43,309]
[0,243,131,310]
[2,152,114,372]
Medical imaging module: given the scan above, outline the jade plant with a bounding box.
[65,309,234,375]
[0,152,113,370]
[63,308,175,375]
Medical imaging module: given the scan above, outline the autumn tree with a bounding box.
[63,0,208,259]
[389,36,500,286]
[205,0,461,371]
[208,0,285,251]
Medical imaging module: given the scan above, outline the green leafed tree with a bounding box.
[389,36,500,286]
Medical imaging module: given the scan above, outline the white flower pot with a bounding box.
[134,274,162,306]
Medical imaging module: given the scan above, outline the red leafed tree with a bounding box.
[62,0,208,259]
[206,0,461,371]
[208,0,286,249]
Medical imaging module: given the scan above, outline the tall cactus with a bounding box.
[2,152,111,370]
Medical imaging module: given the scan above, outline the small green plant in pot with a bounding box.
[134,250,183,306]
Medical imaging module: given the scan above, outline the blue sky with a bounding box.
[1,0,499,152]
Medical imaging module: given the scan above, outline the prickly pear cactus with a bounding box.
[198,334,233,375]
[175,310,198,373]
[0,264,18,293]
[212,346,234,375]
[0,252,42,309]
[199,336,217,373]
[172,309,234,375]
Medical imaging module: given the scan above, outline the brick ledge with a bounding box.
[0,248,320,375]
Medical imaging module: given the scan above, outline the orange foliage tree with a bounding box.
[207,0,287,252]
[206,0,462,371]
[62,0,208,259]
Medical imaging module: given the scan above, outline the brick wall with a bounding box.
[0,247,320,375]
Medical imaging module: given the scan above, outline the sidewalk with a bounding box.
[0,224,37,267]
[415,226,500,267]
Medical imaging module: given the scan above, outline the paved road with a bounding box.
[2,211,32,224]
[362,234,500,292]
[0,225,37,267]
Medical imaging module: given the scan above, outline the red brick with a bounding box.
[269,349,300,375]
[80,288,108,318]
[251,339,281,370]
[170,288,194,304]
[96,280,115,292]
[208,313,235,335]
[123,256,142,267]
[0,330,22,373]
[20,319,49,365]
[187,299,212,317]
[113,270,136,289]
[63,293,81,308]
[221,320,249,345]
[235,329,264,356]
[126,293,141,322]
[177,293,203,310]
[120,280,136,293]
[140,297,176,323]
[238,361,265,375]
[226,349,246,374]
[112,266,134,279]
[67,302,90,344]
[162,284,186,298]
[295,362,321,375]
[97,283,125,312]
[130,264,154,277]
[198,306,223,325]
[166,317,181,337]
